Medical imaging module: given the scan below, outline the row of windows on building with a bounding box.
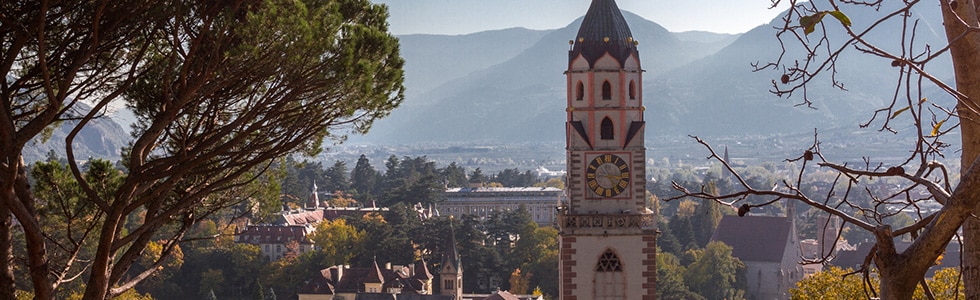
[574,80,637,101]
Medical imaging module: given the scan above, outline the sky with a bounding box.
[369,0,788,35]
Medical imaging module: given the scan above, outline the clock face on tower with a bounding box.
[586,154,631,198]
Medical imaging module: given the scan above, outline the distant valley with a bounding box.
[33,3,960,170]
[352,3,956,151]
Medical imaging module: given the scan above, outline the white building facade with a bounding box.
[441,187,563,226]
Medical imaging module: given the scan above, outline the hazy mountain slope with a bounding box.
[649,0,953,138]
[398,28,549,98]
[673,31,739,44]
[363,12,726,143]
[357,2,953,146]
[22,115,130,162]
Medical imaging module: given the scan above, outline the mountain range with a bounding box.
[22,108,130,162]
[352,2,956,146]
[26,2,959,162]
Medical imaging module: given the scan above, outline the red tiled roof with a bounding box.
[236,225,313,245]
[279,210,324,226]
[299,268,336,295]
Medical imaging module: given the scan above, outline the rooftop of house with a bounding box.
[276,207,387,226]
[236,225,313,245]
[446,187,562,194]
[300,261,437,296]
[711,215,794,263]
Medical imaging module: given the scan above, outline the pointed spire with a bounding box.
[367,257,384,284]
[308,181,320,209]
[723,146,733,183]
[441,222,461,274]
[440,221,462,299]
[569,0,638,67]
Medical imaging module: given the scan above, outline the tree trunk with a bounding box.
[0,195,15,300]
[940,0,980,298]
[873,226,921,300]
[6,158,56,300]
[82,210,124,300]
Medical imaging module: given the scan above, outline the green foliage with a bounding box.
[667,214,696,254]
[690,195,723,247]
[683,241,745,299]
[657,251,705,300]
[350,154,380,200]
[443,162,469,188]
[27,158,123,295]
[469,168,489,184]
[323,160,351,193]
[376,156,446,206]
[492,168,537,187]
[281,157,326,206]
[199,270,225,299]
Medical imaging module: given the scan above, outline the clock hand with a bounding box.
[604,173,629,182]
[604,174,623,182]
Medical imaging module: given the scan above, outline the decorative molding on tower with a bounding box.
[557,212,655,230]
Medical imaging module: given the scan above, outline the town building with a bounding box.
[235,206,386,261]
[711,215,804,300]
[297,224,467,300]
[297,259,448,300]
[441,187,563,226]
[556,0,658,299]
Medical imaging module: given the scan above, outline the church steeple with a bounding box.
[559,0,657,298]
[569,0,638,67]
[307,181,319,209]
[440,223,462,299]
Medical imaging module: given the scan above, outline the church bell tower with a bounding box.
[557,0,657,299]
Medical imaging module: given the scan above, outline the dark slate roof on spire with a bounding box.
[441,224,461,273]
[570,0,638,67]
[366,259,385,284]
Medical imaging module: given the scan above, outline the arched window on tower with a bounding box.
[628,80,636,100]
[576,81,585,100]
[594,249,625,299]
[601,81,612,100]
[600,117,614,140]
